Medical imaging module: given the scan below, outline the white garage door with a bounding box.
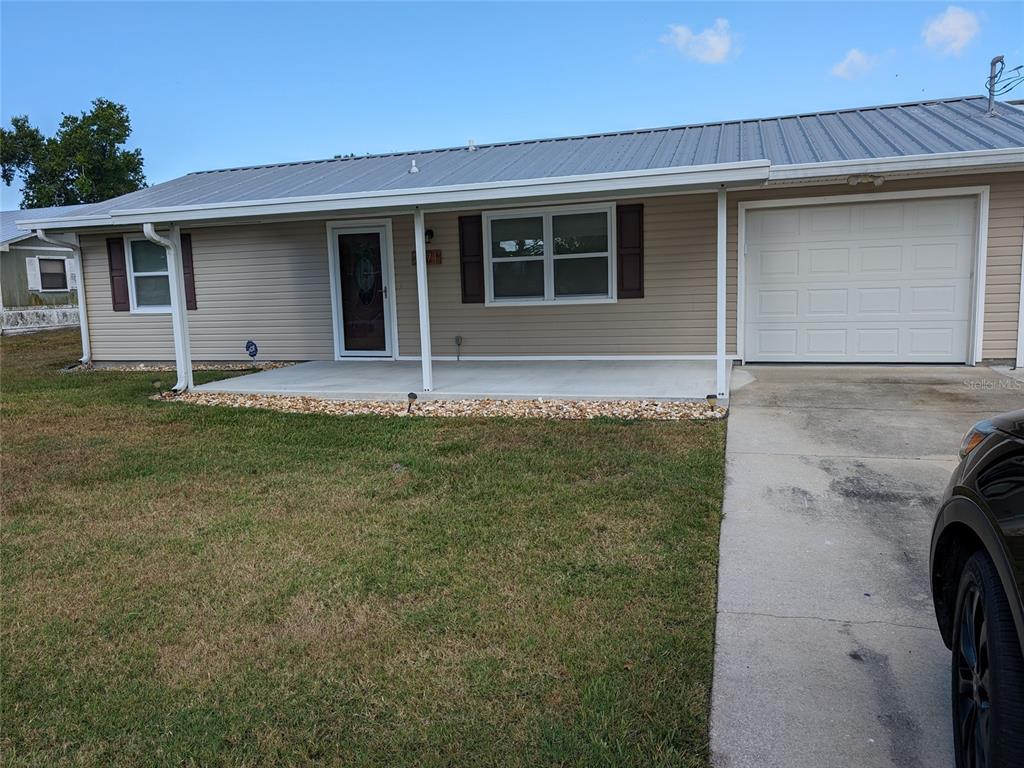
[744,197,977,362]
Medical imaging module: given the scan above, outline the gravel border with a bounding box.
[157,390,726,421]
[66,361,295,373]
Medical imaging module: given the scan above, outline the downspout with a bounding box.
[36,229,90,364]
[715,188,728,399]
[142,223,193,391]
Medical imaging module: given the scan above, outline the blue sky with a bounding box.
[2,1,1022,208]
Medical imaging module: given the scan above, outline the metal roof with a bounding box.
[14,96,1024,230]
[1,204,98,245]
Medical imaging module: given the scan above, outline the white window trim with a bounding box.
[483,202,617,306]
[123,234,172,314]
[36,255,71,292]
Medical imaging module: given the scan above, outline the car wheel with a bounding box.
[951,550,1024,768]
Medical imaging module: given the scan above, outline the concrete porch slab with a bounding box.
[194,359,737,401]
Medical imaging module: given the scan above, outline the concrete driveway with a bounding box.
[711,365,1024,768]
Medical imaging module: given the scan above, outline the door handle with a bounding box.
[383,285,388,299]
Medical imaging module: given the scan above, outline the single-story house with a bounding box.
[13,96,1024,398]
[0,206,84,333]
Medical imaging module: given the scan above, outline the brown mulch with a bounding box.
[155,390,727,421]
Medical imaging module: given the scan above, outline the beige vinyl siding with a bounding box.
[728,171,1024,360]
[394,194,738,357]
[79,171,1021,363]
[81,233,174,359]
[81,221,334,361]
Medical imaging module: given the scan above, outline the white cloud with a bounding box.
[660,19,734,63]
[831,49,876,79]
[922,6,980,55]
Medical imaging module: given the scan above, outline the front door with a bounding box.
[338,231,387,352]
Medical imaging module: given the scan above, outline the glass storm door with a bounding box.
[338,232,387,352]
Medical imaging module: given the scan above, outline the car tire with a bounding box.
[951,550,1024,768]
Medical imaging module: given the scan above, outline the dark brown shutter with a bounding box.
[180,233,198,310]
[458,215,485,303]
[106,237,130,311]
[616,204,644,299]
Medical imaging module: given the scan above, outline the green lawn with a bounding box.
[1,329,725,767]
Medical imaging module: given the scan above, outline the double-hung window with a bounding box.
[38,258,69,290]
[484,203,615,304]
[124,236,172,312]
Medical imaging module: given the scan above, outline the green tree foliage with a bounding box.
[0,98,146,208]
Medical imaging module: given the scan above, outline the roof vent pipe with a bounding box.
[988,55,1005,116]
[409,159,419,174]
[468,139,477,152]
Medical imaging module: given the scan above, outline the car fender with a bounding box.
[935,495,1024,658]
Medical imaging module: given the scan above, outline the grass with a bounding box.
[1,329,725,767]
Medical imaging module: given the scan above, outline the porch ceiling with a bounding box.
[193,360,739,402]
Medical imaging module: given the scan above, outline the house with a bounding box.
[13,96,1024,399]
[0,206,86,333]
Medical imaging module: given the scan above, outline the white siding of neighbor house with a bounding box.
[79,171,1022,362]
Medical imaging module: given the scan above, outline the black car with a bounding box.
[930,409,1024,768]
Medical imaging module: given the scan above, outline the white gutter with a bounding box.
[35,229,90,364]
[142,223,193,391]
[16,161,772,230]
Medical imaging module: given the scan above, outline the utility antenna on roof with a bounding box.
[987,54,1024,116]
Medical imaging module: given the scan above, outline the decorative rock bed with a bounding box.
[70,361,295,373]
[156,390,727,421]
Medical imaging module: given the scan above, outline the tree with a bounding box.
[0,98,146,208]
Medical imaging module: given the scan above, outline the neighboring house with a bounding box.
[13,96,1024,396]
[0,206,86,333]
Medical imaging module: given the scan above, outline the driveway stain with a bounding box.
[827,462,940,509]
[840,624,925,768]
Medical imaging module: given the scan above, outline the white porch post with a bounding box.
[35,230,90,363]
[716,188,728,398]
[143,223,193,391]
[413,207,433,391]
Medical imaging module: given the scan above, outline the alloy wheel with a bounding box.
[957,582,992,768]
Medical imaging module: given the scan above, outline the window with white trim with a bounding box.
[38,258,69,290]
[125,237,171,312]
[484,203,615,304]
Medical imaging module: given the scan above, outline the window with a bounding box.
[38,258,68,290]
[125,237,171,312]
[484,204,614,304]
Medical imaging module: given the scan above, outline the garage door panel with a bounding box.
[861,203,905,231]
[751,283,970,323]
[758,290,799,318]
[855,328,900,356]
[807,289,848,316]
[859,245,904,273]
[910,198,973,234]
[806,328,847,355]
[745,197,976,363]
[808,206,853,234]
[808,248,851,275]
[747,323,970,362]
[759,249,800,277]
